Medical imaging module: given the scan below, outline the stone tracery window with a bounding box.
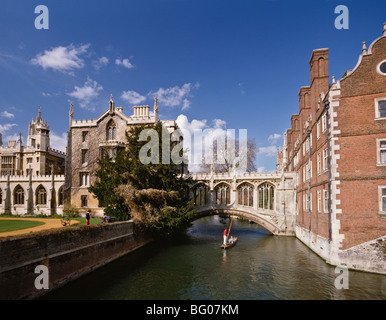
[215,183,230,205]
[36,185,47,205]
[194,184,209,206]
[14,185,24,205]
[237,183,253,207]
[107,120,117,141]
[258,183,274,210]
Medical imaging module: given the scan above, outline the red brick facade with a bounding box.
[279,24,386,251]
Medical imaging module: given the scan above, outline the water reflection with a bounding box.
[42,215,386,300]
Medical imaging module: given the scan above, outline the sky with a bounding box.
[0,0,385,172]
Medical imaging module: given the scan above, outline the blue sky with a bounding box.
[0,0,385,172]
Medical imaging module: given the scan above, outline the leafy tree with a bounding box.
[89,122,195,236]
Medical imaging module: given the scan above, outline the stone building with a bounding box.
[277,23,386,273]
[0,108,66,215]
[64,95,179,214]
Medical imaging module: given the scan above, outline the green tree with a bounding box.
[89,122,195,236]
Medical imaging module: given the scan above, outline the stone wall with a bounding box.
[295,225,386,274]
[0,221,152,300]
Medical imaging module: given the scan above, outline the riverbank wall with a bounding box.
[295,226,386,275]
[0,221,152,300]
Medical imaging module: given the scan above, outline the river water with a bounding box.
[42,215,385,300]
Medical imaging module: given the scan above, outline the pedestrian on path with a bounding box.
[86,210,91,226]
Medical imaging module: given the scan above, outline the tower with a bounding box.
[27,106,50,151]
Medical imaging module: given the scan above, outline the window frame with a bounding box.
[317,190,321,213]
[323,189,329,213]
[374,97,386,120]
[379,186,386,214]
[376,59,386,76]
[376,138,386,166]
[323,148,328,172]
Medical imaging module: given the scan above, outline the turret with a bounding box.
[27,107,50,150]
[69,102,74,128]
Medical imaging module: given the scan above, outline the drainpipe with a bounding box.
[324,100,332,242]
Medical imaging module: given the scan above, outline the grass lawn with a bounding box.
[72,217,101,226]
[0,219,45,233]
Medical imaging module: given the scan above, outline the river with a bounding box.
[42,215,385,300]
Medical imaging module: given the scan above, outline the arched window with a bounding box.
[237,183,253,207]
[194,184,209,206]
[258,183,275,210]
[0,188,2,205]
[58,186,64,206]
[107,120,117,141]
[14,185,24,205]
[36,185,47,205]
[215,183,230,205]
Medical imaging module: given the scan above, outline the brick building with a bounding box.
[278,23,386,272]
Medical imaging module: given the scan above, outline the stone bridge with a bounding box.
[188,171,297,236]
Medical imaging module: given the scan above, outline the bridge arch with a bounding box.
[192,208,281,235]
[188,171,297,236]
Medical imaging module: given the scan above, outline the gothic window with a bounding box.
[80,173,90,186]
[81,149,89,164]
[107,120,117,141]
[194,184,209,206]
[82,131,89,142]
[81,195,88,207]
[237,183,253,207]
[58,186,64,206]
[215,183,230,205]
[36,185,47,205]
[258,183,274,210]
[14,185,24,205]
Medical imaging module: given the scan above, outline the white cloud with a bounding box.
[268,133,281,145]
[50,132,67,152]
[93,56,109,70]
[115,58,134,69]
[42,92,51,97]
[0,123,17,132]
[31,44,90,73]
[121,90,147,105]
[67,77,103,111]
[257,166,265,173]
[1,111,15,119]
[149,83,199,111]
[258,145,278,157]
[213,118,226,129]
